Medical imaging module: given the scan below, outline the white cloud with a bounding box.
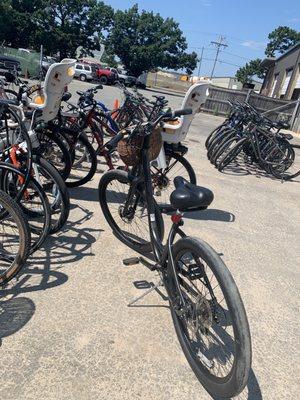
[201,0,212,6]
[288,17,300,23]
[241,40,266,50]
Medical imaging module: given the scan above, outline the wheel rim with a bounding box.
[104,177,152,246]
[151,155,193,206]
[174,249,237,380]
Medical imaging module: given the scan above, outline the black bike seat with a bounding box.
[0,98,19,107]
[170,177,214,211]
[153,95,165,100]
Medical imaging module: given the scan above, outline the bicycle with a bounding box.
[98,108,251,398]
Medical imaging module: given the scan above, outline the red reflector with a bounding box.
[171,214,182,224]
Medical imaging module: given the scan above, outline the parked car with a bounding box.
[107,67,137,86]
[74,63,93,82]
[0,55,21,76]
[94,67,117,85]
[42,56,56,74]
[136,72,147,89]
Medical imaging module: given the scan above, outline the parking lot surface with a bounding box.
[0,81,299,400]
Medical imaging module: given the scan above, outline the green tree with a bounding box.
[265,26,300,57]
[107,4,197,76]
[0,0,42,48]
[235,58,267,84]
[33,0,114,59]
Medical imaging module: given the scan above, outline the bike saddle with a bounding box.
[170,177,214,211]
[153,95,165,100]
[62,92,72,102]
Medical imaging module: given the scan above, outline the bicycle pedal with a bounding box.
[123,257,140,266]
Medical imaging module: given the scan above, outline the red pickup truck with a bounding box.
[94,67,117,85]
[79,60,117,85]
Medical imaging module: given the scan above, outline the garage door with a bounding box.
[280,69,293,95]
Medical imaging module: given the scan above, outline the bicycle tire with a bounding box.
[0,190,31,285]
[0,164,51,254]
[66,134,97,188]
[217,137,247,171]
[37,128,72,180]
[32,155,70,234]
[98,169,164,252]
[152,151,196,207]
[166,236,251,398]
[207,128,237,163]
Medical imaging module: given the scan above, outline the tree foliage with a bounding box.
[34,0,114,59]
[235,58,268,84]
[107,4,198,76]
[265,26,300,57]
[0,0,42,48]
[0,0,114,59]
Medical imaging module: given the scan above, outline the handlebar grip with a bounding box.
[105,132,124,151]
[172,108,193,117]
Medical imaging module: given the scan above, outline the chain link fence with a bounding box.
[0,46,40,77]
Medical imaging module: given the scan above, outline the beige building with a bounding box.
[260,42,300,100]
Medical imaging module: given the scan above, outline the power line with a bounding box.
[210,36,228,79]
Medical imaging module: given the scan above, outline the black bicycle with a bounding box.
[98,108,251,398]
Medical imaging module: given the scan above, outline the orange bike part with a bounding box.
[111,99,120,120]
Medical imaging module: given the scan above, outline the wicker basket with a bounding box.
[117,127,162,166]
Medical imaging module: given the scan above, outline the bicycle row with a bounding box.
[206,100,300,180]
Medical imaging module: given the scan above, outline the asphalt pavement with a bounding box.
[0,80,299,400]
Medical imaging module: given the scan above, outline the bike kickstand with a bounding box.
[127,279,163,307]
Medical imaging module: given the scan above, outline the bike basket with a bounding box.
[117,127,162,166]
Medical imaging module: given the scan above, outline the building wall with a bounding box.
[265,45,300,100]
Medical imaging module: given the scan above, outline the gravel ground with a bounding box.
[0,80,299,400]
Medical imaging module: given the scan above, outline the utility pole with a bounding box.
[197,46,204,77]
[210,36,228,79]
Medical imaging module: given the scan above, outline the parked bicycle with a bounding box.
[98,107,252,398]
[206,101,300,180]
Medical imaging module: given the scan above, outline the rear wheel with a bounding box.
[66,134,97,188]
[166,237,251,398]
[0,190,31,285]
[151,152,196,207]
[80,74,87,82]
[98,169,164,252]
[0,165,51,254]
[32,156,70,234]
[37,128,72,180]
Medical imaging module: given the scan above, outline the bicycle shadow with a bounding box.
[0,296,35,347]
[183,208,235,222]
[0,204,102,297]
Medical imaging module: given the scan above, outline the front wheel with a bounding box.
[166,237,251,398]
[98,169,164,252]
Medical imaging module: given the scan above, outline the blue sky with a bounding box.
[105,0,300,77]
